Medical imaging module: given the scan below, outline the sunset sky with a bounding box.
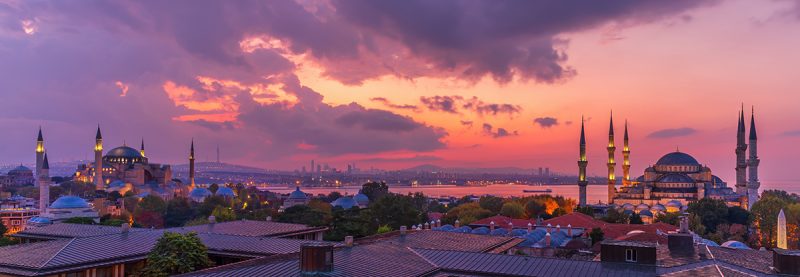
[1,0,799,182]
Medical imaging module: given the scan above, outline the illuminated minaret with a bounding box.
[189,139,196,189]
[607,112,616,204]
[140,138,146,157]
[577,116,588,207]
[94,125,104,191]
[622,120,631,187]
[36,127,44,178]
[747,107,760,209]
[778,209,787,249]
[735,106,748,199]
[38,153,50,211]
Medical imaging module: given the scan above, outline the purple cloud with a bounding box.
[420,95,463,113]
[370,97,418,111]
[482,123,518,138]
[647,127,697,139]
[533,117,559,128]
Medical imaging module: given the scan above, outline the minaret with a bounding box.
[94,125,104,191]
[747,107,760,209]
[607,112,616,204]
[577,116,588,207]
[36,127,45,176]
[140,138,146,157]
[189,139,196,189]
[622,120,631,187]
[735,106,748,200]
[39,153,50,211]
[778,209,787,249]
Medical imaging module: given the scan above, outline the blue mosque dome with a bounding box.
[471,227,490,235]
[108,180,126,188]
[332,196,357,209]
[190,187,213,201]
[288,187,307,199]
[27,217,52,225]
[490,228,508,236]
[105,146,144,159]
[50,196,91,209]
[354,192,370,206]
[656,152,699,166]
[215,187,236,197]
[721,240,751,250]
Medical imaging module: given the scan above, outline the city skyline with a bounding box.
[2,0,800,183]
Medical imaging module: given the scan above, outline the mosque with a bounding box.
[577,107,761,214]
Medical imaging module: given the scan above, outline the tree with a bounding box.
[655,212,681,225]
[500,202,525,219]
[751,194,789,248]
[376,225,392,234]
[575,206,594,217]
[366,194,424,230]
[208,183,219,194]
[165,197,194,227]
[525,200,546,218]
[479,196,504,214]
[727,206,752,226]
[589,228,604,245]
[199,195,228,217]
[442,202,492,225]
[602,209,627,224]
[134,195,167,228]
[63,217,96,225]
[211,206,237,222]
[323,191,343,203]
[277,205,330,227]
[686,198,729,234]
[361,182,389,201]
[629,213,644,224]
[141,232,213,276]
[326,208,371,241]
[0,220,7,235]
[100,218,127,227]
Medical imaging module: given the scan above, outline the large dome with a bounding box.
[104,146,144,160]
[288,187,307,199]
[657,174,695,183]
[656,152,699,166]
[50,196,91,209]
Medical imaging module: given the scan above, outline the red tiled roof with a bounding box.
[470,215,536,228]
[543,212,607,230]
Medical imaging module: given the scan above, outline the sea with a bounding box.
[259,181,799,203]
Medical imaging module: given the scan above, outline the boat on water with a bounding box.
[523,189,553,193]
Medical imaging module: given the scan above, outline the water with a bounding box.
[260,181,799,203]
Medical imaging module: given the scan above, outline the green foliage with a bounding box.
[141,232,213,276]
[655,212,681,225]
[376,225,392,234]
[751,193,789,248]
[727,206,752,226]
[323,191,343,203]
[500,202,525,219]
[199,196,229,217]
[589,227,604,245]
[208,183,219,194]
[277,205,331,227]
[108,191,123,201]
[361,182,389,201]
[365,193,425,230]
[100,218,128,227]
[63,217,96,225]
[602,209,627,224]
[165,197,194,227]
[575,206,594,217]
[629,213,643,224]
[211,206,237,222]
[688,214,706,235]
[686,198,729,234]
[0,237,19,247]
[325,208,371,241]
[0,220,7,235]
[134,195,167,228]
[525,200,546,218]
[442,202,492,225]
[479,196,504,214]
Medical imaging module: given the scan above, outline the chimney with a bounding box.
[344,236,353,247]
[490,221,495,232]
[545,232,551,247]
[454,220,460,228]
[430,220,436,228]
[546,223,552,233]
[424,222,430,230]
[508,222,513,230]
[556,224,561,234]
[527,223,533,233]
[208,215,216,224]
[567,224,572,236]
[400,226,407,235]
[436,219,441,227]
[773,249,800,275]
[300,243,334,275]
[266,216,272,222]
[121,223,130,233]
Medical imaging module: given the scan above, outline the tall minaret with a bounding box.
[747,107,760,209]
[94,125,104,191]
[778,209,787,249]
[36,127,44,178]
[607,112,616,204]
[622,120,631,187]
[38,153,50,211]
[577,116,588,207]
[189,139,196,189]
[140,138,146,157]
[735,106,748,199]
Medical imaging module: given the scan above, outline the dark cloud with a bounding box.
[482,123,518,138]
[782,130,800,137]
[533,117,559,128]
[357,155,442,163]
[647,127,697,139]
[187,120,236,131]
[334,109,420,132]
[370,97,418,111]
[420,95,462,113]
[460,120,473,128]
[462,97,522,117]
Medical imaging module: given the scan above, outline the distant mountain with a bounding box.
[402,164,542,174]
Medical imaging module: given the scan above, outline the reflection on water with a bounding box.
[260,181,800,203]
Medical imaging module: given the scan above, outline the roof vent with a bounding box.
[208,215,216,224]
[121,223,130,233]
[344,236,353,247]
[774,249,800,275]
[300,242,334,274]
[400,226,407,236]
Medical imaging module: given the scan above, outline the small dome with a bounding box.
[332,196,357,209]
[8,165,32,174]
[490,228,508,236]
[622,203,635,210]
[50,196,91,209]
[656,152,699,166]
[288,187,307,199]
[104,146,144,160]
[651,204,666,211]
[108,180,126,188]
[666,200,683,207]
[471,227,490,235]
[215,187,236,197]
[190,187,212,199]
[721,240,751,250]
[639,210,653,217]
[657,174,694,183]
[354,193,369,206]
[636,203,650,211]
[27,217,52,224]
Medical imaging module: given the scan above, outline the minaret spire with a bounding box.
[94,125,104,191]
[622,120,631,187]
[189,139,196,189]
[747,106,760,209]
[607,111,616,204]
[35,127,45,182]
[38,152,50,211]
[140,138,146,157]
[577,116,588,207]
[735,105,748,205]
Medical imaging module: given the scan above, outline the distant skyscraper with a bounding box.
[544,168,550,176]
[311,160,315,175]
[216,144,220,163]
[538,167,543,176]
[607,112,616,204]
[577,116,588,207]
[778,209,787,249]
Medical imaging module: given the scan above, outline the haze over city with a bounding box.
[2,0,799,182]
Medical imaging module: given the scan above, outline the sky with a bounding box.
[1,0,799,182]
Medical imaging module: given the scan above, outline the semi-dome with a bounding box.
[215,187,236,197]
[8,165,32,174]
[657,174,695,183]
[354,192,370,206]
[332,196,357,209]
[190,187,212,201]
[288,187,307,199]
[656,152,699,166]
[50,196,91,209]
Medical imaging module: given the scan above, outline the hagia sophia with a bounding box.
[577,107,761,218]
